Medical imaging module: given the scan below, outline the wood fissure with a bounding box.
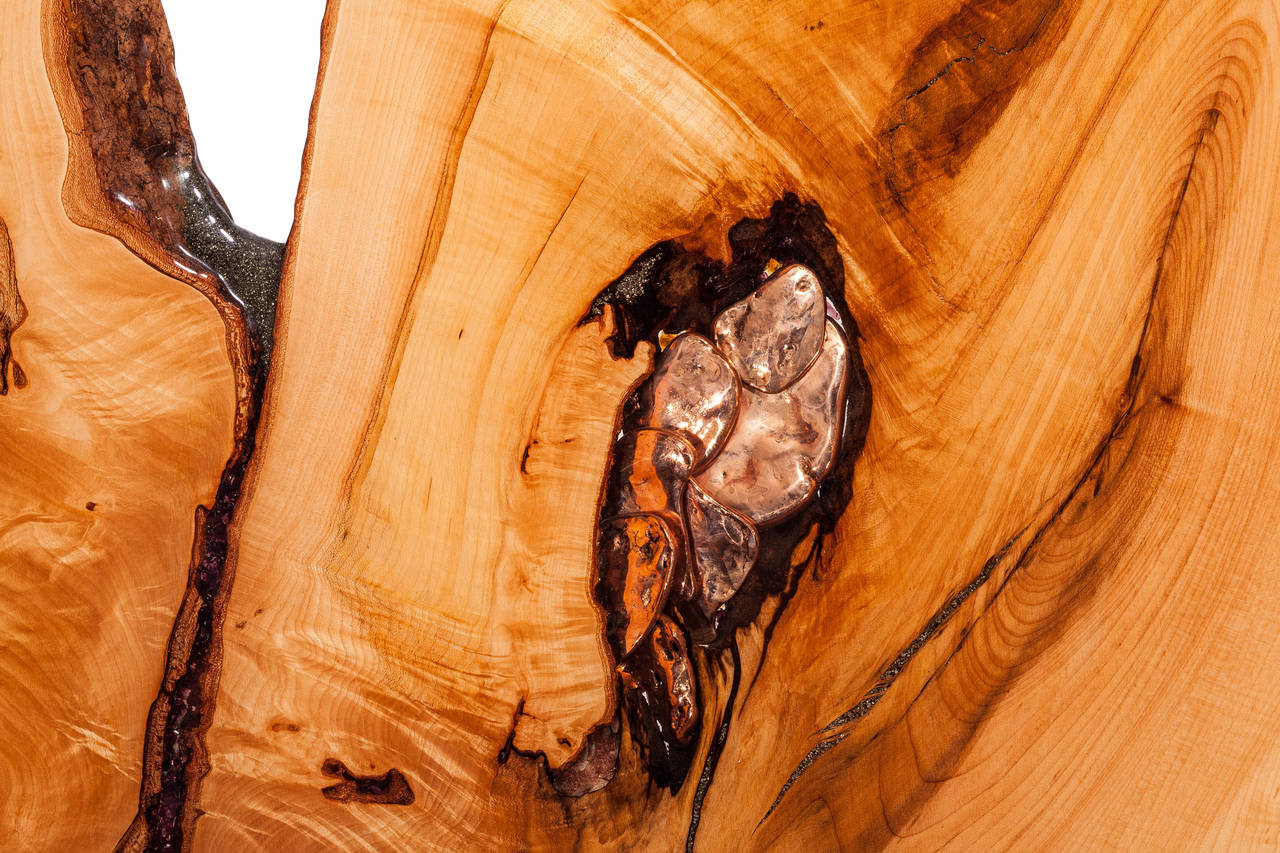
[760,52,1245,842]
[684,640,741,853]
[0,218,29,394]
[760,530,1025,824]
[39,1,283,849]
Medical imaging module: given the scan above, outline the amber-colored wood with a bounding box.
[5,0,1280,850]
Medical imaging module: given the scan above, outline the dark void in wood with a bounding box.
[0,217,28,394]
[580,196,872,840]
[320,760,416,806]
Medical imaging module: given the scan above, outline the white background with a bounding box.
[164,1,328,242]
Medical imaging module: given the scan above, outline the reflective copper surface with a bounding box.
[626,333,738,463]
[685,480,758,617]
[619,615,698,744]
[713,264,825,393]
[605,428,694,522]
[596,515,678,656]
[695,319,849,525]
[585,197,872,803]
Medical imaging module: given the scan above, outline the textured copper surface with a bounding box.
[620,615,699,745]
[684,480,758,618]
[697,319,850,525]
[626,333,738,464]
[582,198,872,800]
[713,264,825,393]
[596,515,678,656]
[606,428,694,522]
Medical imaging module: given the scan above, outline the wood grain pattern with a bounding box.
[3,0,1280,850]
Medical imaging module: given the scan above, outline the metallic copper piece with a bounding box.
[627,333,738,463]
[619,615,699,745]
[713,264,825,393]
[650,616,698,742]
[596,515,678,656]
[685,480,758,617]
[605,428,694,521]
[695,319,849,525]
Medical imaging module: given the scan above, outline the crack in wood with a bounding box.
[759,90,1228,832]
[758,530,1025,824]
[41,2,284,850]
[684,640,741,853]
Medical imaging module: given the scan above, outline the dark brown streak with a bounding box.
[484,172,587,363]
[738,529,821,707]
[521,175,586,289]
[878,0,1077,206]
[685,641,741,853]
[0,218,29,394]
[756,80,849,192]
[41,2,284,851]
[334,9,502,528]
[497,698,526,765]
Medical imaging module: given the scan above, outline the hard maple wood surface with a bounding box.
[202,0,1280,850]
[3,0,1280,850]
